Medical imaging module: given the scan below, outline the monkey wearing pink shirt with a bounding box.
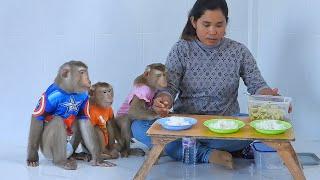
[116,63,167,157]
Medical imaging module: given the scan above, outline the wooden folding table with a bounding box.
[133,115,305,180]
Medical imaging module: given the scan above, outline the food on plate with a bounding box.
[165,116,191,126]
[254,120,286,130]
[208,120,238,129]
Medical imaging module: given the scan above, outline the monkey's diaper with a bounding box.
[66,141,73,158]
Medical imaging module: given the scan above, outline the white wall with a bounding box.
[0,0,191,145]
[1,0,317,145]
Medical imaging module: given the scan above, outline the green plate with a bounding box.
[203,119,245,134]
[250,120,292,135]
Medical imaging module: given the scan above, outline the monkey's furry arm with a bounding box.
[27,117,44,163]
[128,96,159,120]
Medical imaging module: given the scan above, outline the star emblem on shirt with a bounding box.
[61,96,81,113]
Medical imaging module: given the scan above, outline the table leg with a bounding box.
[133,137,177,180]
[264,142,306,180]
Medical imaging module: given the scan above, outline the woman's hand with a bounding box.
[258,87,292,113]
[153,93,173,117]
[258,88,279,96]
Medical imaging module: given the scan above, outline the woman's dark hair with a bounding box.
[181,0,229,40]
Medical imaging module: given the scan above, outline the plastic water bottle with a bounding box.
[182,137,197,165]
[66,135,73,158]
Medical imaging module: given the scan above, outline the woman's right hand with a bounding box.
[153,93,172,117]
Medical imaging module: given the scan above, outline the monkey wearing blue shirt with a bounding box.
[27,61,115,170]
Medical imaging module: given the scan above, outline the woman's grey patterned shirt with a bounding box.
[165,38,269,116]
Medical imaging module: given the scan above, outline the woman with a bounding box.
[131,0,279,169]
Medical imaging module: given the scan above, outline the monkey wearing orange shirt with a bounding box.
[74,82,120,160]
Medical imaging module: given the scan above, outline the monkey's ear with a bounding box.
[89,86,95,96]
[143,71,149,77]
[60,68,70,79]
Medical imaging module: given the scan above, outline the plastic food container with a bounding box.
[252,141,285,170]
[248,95,292,121]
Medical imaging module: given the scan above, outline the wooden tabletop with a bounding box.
[147,114,295,142]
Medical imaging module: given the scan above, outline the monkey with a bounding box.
[72,82,121,161]
[116,63,167,157]
[27,60,115,170]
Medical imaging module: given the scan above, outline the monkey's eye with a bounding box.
[103,91,107,93]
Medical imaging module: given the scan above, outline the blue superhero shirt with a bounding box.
[32,83,89,130]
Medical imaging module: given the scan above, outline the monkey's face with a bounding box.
[147,69,167,89]
[93,86,114,108]
[70,66,91,93]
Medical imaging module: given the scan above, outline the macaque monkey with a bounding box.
[73,82,121,160]
[27,61,115,170]
[116,63,167,157]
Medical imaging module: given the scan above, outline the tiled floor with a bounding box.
[2,140,320,180]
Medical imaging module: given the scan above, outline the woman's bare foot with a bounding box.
[208,150,233,169]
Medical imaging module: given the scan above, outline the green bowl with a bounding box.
[203,119,245,134]
[250,119,292,135]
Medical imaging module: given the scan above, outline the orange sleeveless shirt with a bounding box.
[89,104,114,145]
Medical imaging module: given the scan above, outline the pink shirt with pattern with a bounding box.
[117,85,156,117]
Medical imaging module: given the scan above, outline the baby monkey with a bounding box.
[73,82,120,162]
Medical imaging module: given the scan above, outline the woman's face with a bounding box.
[191,9,227,46]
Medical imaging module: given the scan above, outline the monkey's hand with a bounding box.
[91,159,116,167]
[128,97,162,120]
[27,153,39,167]
[153,93,172,117]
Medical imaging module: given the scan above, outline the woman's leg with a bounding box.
[164,139,183,161]
[198,139,252,163]
[131,120,155,148]
[164,139,249,165]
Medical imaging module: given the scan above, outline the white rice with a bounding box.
[255,120,286,130]
[209,120,238,129]
[165,116,191,126]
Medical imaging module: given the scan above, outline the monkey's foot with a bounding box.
[57,159,77,170]
[110,149,120,159]
[208,150,233,169]
[100,153,112,159]
[91,160,116,167]
[120,150,129,158]
[129,148,145,156]
[102,149,119,159]
[71,152,92,162]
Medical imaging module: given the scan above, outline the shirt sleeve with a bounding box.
[32,93,55,120]
[162,41,186,99]
[239,45,269,95]
[127,85,153,104]
[77,96,90,119]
